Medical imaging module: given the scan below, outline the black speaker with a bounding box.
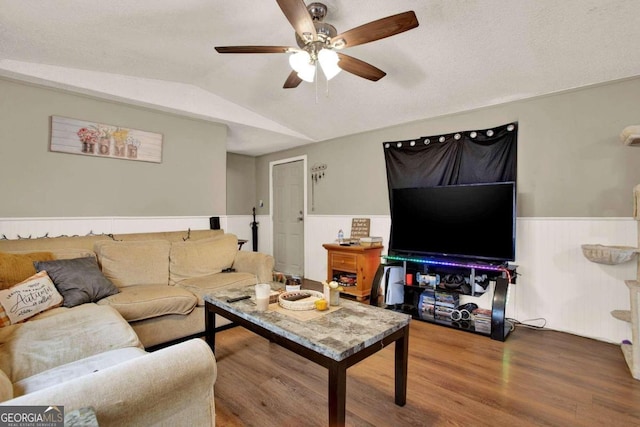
[209,216,220,230]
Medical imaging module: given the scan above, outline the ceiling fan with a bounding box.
[215,0,419,89]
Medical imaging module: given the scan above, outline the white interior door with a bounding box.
[273,160,304,276]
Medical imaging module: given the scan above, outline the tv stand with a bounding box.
[380,255,516,341]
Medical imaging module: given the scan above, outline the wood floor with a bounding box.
[211,318,640,426]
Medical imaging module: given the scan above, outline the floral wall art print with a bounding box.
[50,116,163,163]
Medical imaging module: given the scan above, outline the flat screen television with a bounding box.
[389,181,516,262]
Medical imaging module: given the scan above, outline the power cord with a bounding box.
[506,317,547,331]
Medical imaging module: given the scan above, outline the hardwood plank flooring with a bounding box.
[211,319,640,426]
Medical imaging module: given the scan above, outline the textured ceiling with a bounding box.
[1,0,640,155]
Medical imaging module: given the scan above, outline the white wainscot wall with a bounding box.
[255,215,637,344]
[0,215,269,253]
[0,215,636,344]
[0,216,214,238]
[223,215,271,253]
[514,218,636,344]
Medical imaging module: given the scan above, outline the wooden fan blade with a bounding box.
[276,0,317,40]
[337,53,386,81]
[215,46,292,54]
[283,70,303,89]
[331,11,419,49]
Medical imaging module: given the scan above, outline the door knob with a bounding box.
[297,210,304,221]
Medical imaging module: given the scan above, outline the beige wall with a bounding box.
[6,75,639,219]
[226,153,256,215]
[0,78,227,217]
[255,76,640,217]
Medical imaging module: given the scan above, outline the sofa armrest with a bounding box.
[1,339,217,427]
[232,251,275,283]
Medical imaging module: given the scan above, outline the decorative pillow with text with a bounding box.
[0,271,64,327]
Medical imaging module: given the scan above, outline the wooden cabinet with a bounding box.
[323,243,383,301]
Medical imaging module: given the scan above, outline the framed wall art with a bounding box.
[50,116,163,163]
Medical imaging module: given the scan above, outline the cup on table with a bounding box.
[255,283,271,312]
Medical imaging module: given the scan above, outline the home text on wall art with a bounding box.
[50,116,163,163]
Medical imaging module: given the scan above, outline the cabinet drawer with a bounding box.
[330,253,357,271]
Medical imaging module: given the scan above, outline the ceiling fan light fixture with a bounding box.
[289,51,315,82]
[297,64,316,82]
[318,48,341,80]
[289,51,312,72]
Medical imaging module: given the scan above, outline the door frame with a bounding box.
[269,155,308,276]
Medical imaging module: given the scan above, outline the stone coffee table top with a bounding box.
[205,284,411,362]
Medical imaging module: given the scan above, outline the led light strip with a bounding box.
[384,255,508,273]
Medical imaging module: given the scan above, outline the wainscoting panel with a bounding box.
[514,218,636,343]
[1,215,636,343]
[223,215,271,253]
[254,215,636,344]
[300,215,391,282]
[0,215,265,250]
[0,216,214,239]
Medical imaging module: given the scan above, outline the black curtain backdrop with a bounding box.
[383,122,518,192]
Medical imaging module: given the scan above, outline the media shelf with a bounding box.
[380,255,516,341]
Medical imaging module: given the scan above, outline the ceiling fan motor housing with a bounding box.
[296,3,336,49]
[296,21,336,48]
[307,2,328,21]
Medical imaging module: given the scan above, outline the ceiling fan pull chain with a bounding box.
[315,63,319,104]
[325,72,330,97]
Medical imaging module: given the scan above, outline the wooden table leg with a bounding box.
[395,324,409,406]
[328,362,347,427]
[205,303,216,353]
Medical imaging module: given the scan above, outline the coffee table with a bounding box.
[204,285,411,427]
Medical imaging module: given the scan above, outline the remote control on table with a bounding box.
[226,295,251,303]
[282,292,311,301]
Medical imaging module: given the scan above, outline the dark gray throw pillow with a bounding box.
[35,257,120,308]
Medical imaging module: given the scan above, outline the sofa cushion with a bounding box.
[13,347,147,397]
[0,251,54,290]
[94,240,170,288]
[177,272,257,306]
[0,271,63,326]
[97,284,197,322]
[28,306,68,321]
[0,369,12,402]
[8,248,97,261]
[49,248,97,261]
[169,234,238,285]
[34,257,120,308]
[0,304,142,383]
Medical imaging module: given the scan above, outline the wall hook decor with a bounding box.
[311,163,328,211]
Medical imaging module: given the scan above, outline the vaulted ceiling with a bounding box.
[2,0,639,156]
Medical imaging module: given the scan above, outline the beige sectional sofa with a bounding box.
[0,228,275,424]
[0,304,217,426]
[0,229,275,348]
